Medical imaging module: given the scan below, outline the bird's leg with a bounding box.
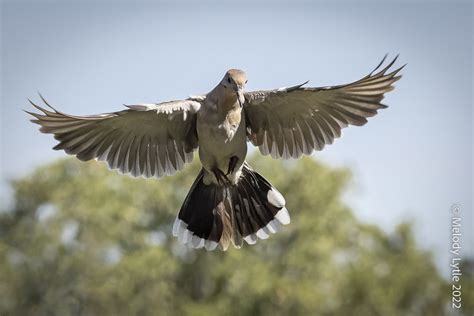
[212,167,230,186]
[226,156,239,176]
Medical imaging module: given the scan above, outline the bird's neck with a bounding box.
[210,85,240,114]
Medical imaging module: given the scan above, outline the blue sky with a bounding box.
[1,0,472,276]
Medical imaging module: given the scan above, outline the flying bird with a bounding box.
[27,56,404,251]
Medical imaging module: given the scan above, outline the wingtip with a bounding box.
[23,109,36,115]
[284,81,309,92]
[27,98,47,114]
[371,54,389,74]
[37,92,57,111]
[383,55,399,72]
[386,61,407,79]
[27,98,35,106]
[370,54,402,77]
[123,104,141,110]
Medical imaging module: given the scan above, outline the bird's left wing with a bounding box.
[27,96,203,178]
[244,56,404,159]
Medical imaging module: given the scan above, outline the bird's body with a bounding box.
[27,56,404,251]
[197,82,247,185]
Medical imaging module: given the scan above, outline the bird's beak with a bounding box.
[236,88,245,107]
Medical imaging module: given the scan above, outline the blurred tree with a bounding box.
[0,155,462,315]
[459,259,474,315]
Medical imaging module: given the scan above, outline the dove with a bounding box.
[27,55,404,251]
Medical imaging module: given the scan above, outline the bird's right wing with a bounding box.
[243,56,404,159]
[27,96,203,178]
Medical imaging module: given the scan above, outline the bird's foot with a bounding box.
[213,168,230,186]
[226,156,239,176]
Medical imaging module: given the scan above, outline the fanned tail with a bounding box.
[173,162,290,250]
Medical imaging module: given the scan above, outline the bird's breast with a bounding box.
[198,106,243,142]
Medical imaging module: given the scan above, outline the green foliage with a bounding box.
[459,259,474,315]
[0,155,462,315]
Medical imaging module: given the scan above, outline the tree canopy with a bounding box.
[1,155,468,315]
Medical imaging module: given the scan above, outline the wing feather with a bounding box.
[28,97,202,178]
[244,56,404,159]
[296,118,315,154]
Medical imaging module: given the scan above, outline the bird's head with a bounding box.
[222,69,247,107]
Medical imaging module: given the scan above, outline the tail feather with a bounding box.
[172,170,221,251]
[173,162,290,250]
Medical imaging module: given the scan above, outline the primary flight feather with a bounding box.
[27,55,404,251]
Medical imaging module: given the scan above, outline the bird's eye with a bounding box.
[227,78,232,84]
[245,80,248,84]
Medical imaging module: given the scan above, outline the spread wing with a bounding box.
[27,96,203,178]
[244,56,404,159]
